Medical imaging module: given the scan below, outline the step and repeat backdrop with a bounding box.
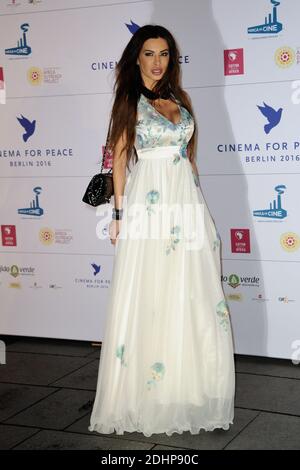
[0,0,299,360]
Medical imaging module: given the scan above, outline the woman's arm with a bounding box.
[109,130,128,245]
[112,129,127,210]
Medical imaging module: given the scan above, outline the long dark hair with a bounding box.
[106,24,197,171]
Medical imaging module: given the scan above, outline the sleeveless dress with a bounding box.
[88,93,235,437]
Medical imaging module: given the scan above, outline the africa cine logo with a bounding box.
[5,23,31,56]
[18,187,44,217]
[248,0,282,35]
[253,185,287,220]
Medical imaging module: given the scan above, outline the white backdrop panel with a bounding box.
[0,252,113,341]
[0,0,299,358]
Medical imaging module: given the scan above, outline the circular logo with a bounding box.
[39,227,54,245]
[280,232,300,252]
[275,46,295,68]
[10,265,19,278]
[27,66,43,86]
[228,274,240,288]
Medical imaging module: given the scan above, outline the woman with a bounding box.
[89,24,235,437]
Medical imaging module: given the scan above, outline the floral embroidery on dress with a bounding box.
[216,299,230,331]
[166,225,181,255]
[147,362,165,390]
[213,231,221,251]
[173,153,180,165]
[116,344,128,367]
[179,142,188,159]
[173,142,189,165]
[136,133,144,148]
[146,190,160,215]
[135,93,195,153]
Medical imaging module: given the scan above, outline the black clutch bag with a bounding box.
[82,132,114,207]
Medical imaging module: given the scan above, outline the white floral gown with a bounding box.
[89,93,235,437]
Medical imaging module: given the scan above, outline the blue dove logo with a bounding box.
[125,19,140,35]
[91,263,101,276]
[257,102,282,134]
[17,114,36,142]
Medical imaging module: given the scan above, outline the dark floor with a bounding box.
[0,335,300,450]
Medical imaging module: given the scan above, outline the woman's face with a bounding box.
[137,37,170,89]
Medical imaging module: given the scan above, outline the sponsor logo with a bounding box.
[1,225,17,246]
[257,102,283,134]
[224,48,244,76]
[231,229,250,253]
[275,46,296,68]
[5,23,31,56]
[248,0,282,36]
[17,114,36,142]
[280,232,300,252]
[27,66,62,85]
[278,296,296,303]
[18,187,43,217]
[222,273,260,288]
[0,67,5,104]
[253,185,287,220]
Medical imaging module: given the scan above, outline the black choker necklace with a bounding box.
[139,83,172,100]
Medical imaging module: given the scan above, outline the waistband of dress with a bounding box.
[136,145,181,160]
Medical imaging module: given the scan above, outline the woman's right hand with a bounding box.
[109,219,121,245]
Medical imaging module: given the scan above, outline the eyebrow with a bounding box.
[144,49,169,52]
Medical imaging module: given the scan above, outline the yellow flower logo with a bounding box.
[275,46,295,68]
[39,227,54,245]
[27,66,43,86]
[280,232,300,252]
